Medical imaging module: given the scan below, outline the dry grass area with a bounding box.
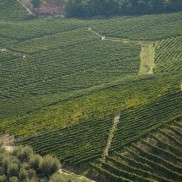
[139,42,155,75]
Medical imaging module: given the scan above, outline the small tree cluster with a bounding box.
[65,0,182,17]
[0,145,61,182]
[31,0,41,9]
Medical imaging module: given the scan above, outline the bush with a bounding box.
[49,173,63,182]
[0,145,62,181]
[7,162,19,177]
[39,155,61,177]
[29,154,42,171]
[9,176,18,182]
[0,175,7,182]
[13,145,33,162]
[19,166,28,181]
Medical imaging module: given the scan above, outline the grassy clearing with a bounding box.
[139,42,155,75]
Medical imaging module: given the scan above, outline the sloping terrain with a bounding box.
[92,119,182,182]
[18,89,182,166]
[0,1,181,181]
[0,0,27,20]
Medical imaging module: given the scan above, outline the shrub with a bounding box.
[9,176,18,182]
[7,162,19,177]
[19,166,28,181]
[49,173,63,182]
[29,154,42,171]
[13,145,33,162]
[0,175,7,182]
[39,155,61,177]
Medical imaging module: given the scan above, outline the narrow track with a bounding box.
[17,0,34,15]
[0,47,28,58]
[87,27,155,76]
[103,112,121,159]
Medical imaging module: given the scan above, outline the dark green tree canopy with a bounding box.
[65,0,182,17]
[31,0,41,9]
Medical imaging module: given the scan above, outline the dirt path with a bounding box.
[88,27,140,44]
[0,135,15,152]
[17,0,34,15]
[88,27,156,76]
[88,27,105,40]
[103,112,121,159]
[0,48,27,58]
[139,42,155,75]
[58,169,95,182]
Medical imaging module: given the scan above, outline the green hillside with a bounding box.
[0,0,27,20]
[0,1,181,181]
[19,89,182,166]
[92,119,182,181]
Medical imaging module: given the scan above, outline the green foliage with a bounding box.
[65,0,182,17]
[31,0,41,9]
[87,12,182,40]
[0,13,181,132]
[19,89,182,165]
[155,36,182,73]
[0,2,181,178]
[29,154,42,170]
[9,176,18,182]
[49,173,64,182]
[12,145,34,162]
[0,175,7,182]
[92,120,182,181]
[39,155,61,177]
[0,0,27,20]
[0,145,62,181]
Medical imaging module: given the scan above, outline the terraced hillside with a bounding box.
[155,36,182,73]
[0,1,181,180]
[18,89,182,166]
[91,119,182,182]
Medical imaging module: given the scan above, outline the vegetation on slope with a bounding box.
[0,12,181,136]
[19,88,182,166]
[0,2,181,179]
[1,73,181,137]
[0,0,27,20]
[0,145,61,182]
[91,119,182,182]
[65,0,182,17]
[155,36,182,73]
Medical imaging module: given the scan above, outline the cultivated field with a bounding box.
[0,0,181,180]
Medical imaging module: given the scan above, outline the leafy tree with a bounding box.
[32,0,41,9]
[39,155,61,177]
[65,0,182,17]
[0,145,62,181]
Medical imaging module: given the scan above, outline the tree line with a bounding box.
[64,0,182,17]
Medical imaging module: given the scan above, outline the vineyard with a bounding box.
[0,37,141,121]
[155,36,182,73]
[0,0,27,20]
[87,12,182,40]
[92,119,182,182]
[0,73,181,137]
[18,89,182,166]
[0,0,182,180]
